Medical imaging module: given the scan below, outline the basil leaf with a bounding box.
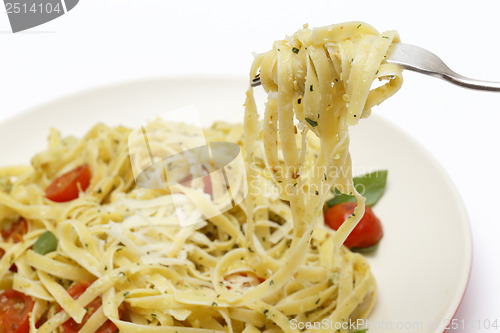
[33,231,58,255]
[327,170,387,207]
[327,190,357,207]
[351,240,380,253]
[351,329,368,333]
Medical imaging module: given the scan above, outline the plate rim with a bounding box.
[370,114,472,332]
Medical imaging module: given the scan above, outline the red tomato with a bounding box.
[95,320,119,333]
[0,248,14,272]
[60,281,118,333]
[201,174,213,196]
[0,289,34,333]
[45,164,91,202]
[1,219,28,243]
[324,202,383,250]
[179,169,213,196]
[1,218,28,272]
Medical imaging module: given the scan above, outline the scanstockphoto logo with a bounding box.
[128,106,248,227]
[4,0,79,33]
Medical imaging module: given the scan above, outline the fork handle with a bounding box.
[388,43,500,92]
[441,72,500,92]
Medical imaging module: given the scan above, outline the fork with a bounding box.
[251,43,500,92]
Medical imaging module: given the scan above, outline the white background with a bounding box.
[1,0,499,331]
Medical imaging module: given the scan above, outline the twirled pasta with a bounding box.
[243,21,402,331]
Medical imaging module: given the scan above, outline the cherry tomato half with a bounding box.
[45,164,91,203]
[1,219,28,244]
[0,289,34,333]
[1,218,28,272]
[179,168,213,196]
[60,281,118,333]
[324,202,383,250]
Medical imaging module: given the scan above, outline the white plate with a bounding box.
[0,76,471,333]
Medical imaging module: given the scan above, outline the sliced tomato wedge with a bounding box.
[0,289,34,333]
[1,219,28,243]
[60,281,118,333]
[1,218,28,272]
[95,320,120,333]
[179,169,213,196]
[324,202,383,250]
[45,164,91,203]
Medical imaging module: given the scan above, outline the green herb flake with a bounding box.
[269,280,274,287]
[305,118,318,127]
[211,301,218,306]
[123,291,130,297]
[309,84,314,91]
[315,298,320,305]
[292,47,299,54]
[357,24,362,29]
[33,231,58,255]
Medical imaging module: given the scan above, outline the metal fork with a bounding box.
[251,43,500,92]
